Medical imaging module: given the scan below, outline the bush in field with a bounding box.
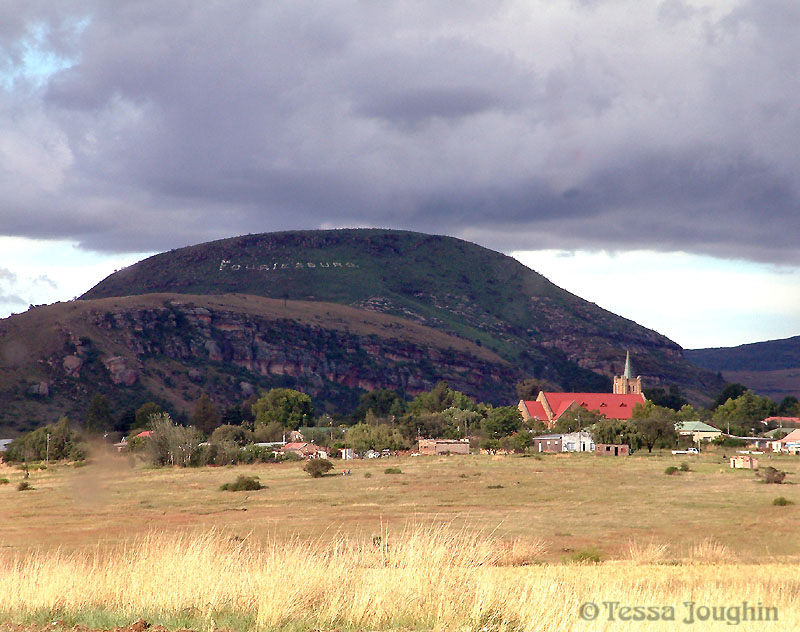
[0,478,9,485]
[219,475,263,492]
[664,466,679,475]
[761,466,786,484]
[773,496,793,506]
[17,480,32,491]
[147,413,204,467]
[567,547,603,564]
[384,467,402,474]
[680,462,691,472]
[304,459,334,478]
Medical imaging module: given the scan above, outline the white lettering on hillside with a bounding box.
[219,259,358,272]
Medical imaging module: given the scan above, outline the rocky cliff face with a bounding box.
[88,301,517,404]
[0,294,521,433]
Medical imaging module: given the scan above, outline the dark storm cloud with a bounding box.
[1,0,799,263]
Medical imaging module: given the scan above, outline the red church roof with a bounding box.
[542,392,645,421]
[521,400,549,420]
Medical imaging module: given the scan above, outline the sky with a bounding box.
[1,1,799,349]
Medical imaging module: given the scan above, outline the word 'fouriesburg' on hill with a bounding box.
[219,260,359,271]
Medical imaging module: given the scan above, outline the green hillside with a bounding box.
[82,229,722,400]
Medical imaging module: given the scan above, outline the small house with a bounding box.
[675,421,721,443]
[561,431,595,453]
[418,439,470,456]
[730,454,759,469]
[595,443,629,456]
[773,428,800,454]
[281,442,327,459]
[532,434,562,453]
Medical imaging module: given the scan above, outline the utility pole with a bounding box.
[46,433,50,465]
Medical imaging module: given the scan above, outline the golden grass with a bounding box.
[0,526,795,631]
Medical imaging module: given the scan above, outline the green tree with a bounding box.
[481,406,522,439]
[353,389,406,420]
[192,393,221,435]
[712,383,749,410]
[440,407,482,438]
[408,381,474,414]
[674,403,708,422]
[778,396,799,417]
[592,419,633,445]
[644,385,687,411]
[135,402,164,429]
[344,423,406,453]
[252,388,314,430]
[4,417,84,462]
[85,394,111,434]
[508,431,533,453]
[712,390,776,435]
[304,459,334,478]
[632,402,676,452]
[552,404,604,434]
[210,424,251,446]
[147,413,204,467]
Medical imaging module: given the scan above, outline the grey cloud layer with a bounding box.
[1,0,799,261]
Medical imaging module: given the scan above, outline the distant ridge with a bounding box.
[686,335,800,401]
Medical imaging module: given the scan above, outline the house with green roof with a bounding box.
[675,421,722,443]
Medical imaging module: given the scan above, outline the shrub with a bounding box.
[773,496,793,506]
[304,459,334,478]
[17,480,32,491]
[487,484,504,489]
[364,472,372,478]
[664,466,679,476]
[762,466,786,484]
[219,475,263,492]
[679,462,691,472]
[0,478,9,485]
[384,467,402,474]
[567,548,603,564]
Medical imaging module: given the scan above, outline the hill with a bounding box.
[686,335,800,401]
[1,229,723,433]
[83,230,721,392]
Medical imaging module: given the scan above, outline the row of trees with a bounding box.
[8,375,797,465]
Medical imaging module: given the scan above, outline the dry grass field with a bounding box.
[1,448,799,630]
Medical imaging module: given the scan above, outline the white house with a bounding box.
[560,431,595,453]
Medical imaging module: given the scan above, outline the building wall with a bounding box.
[561,431,595,452]
[533,437,562,453]
[418,439,470,455]
[613,375,642,395]
[595,443,629,456]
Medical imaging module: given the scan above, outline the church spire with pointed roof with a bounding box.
[624,350,633,379]
[614,350,642,395]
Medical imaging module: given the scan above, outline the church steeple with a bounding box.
[614,350,642,395]
[623,350,633,379]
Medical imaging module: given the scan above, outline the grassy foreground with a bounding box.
[1,452,798,630]
[0,527,794,632]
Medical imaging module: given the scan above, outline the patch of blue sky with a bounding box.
[1,16,89,90]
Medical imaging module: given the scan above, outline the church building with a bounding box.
[518,352,646,428]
